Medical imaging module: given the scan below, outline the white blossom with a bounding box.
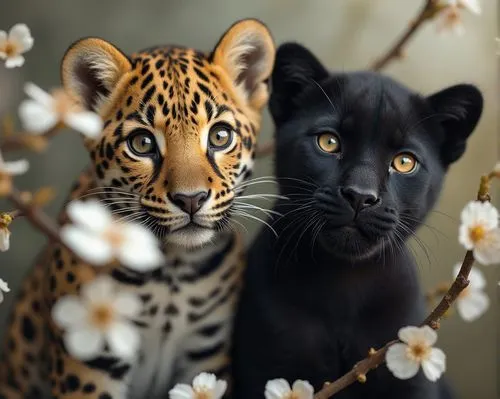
[51,276,141,360]
[0,278,10,303]
[264,379,314,399]
[0,150,29,196]
[436,0,481,35]
[0,23,33,68]
[458,201,500,265]
[60,200,164,271]
[386,326,446,382]
[454,263,489,321]
[19,82,103,138]
[0,226,9,252]
[169,373,227,399]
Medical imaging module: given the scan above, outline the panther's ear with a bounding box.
[270,42,329,125]
[211,19,275,111]
[61,37,132,114]
[427,84,483,165]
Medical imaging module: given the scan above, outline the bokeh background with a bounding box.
[0,1,497,397]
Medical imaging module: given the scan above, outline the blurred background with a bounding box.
[0,1,497,397]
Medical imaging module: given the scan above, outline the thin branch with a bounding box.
[0,126,61,153]
[371,0,438,71]
[314,174,491,399]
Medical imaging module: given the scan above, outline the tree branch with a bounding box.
[371,0,438,71]
[313,174,491,399]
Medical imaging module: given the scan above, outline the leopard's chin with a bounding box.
[165,225,215,249]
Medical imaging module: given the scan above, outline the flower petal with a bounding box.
[169,384,195,399]
[81,275,116,305]
[18,99,58,134]
[292,380,314,399]
[61,225,113,266]
[385,343,420,380]
[421,348,446,382]
[460,0,481,14]
[457,290,490,322]
[24,82,54,107]
[5,55,25,68]
[193,372,216,390]
[51,295,88,328]
[265,379,292,399]
[106,320,140,359]
[64,326,104,360]
[118,241,164,272]
[213,380,228,399]
[65,200,113,233]
[0,228,10,252]
[8,24,34,52]
[473,228,500,265]
[2,159,29,176]
[64,111,103,139]
[0,279,10,293]
[113,291,142,318]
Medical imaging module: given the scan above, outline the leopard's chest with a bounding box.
[121,235,242,398]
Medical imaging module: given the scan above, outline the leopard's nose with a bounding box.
[170,191,209,215]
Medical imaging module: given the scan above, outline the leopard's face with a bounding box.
[62,20,274,248]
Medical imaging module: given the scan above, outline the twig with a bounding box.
[8,187,63,243]
[314,174,491,399]
[0,126,61,153]
[371,0,439,71]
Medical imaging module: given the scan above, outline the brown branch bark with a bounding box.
[371,0,437,71]
[314,174,491,399]
[0,126,60,153]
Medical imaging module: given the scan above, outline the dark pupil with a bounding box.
[328,138,336,146]
[400,157,410,164]
[138,136,152,151]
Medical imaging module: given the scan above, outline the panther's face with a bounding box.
[62,20,275,248]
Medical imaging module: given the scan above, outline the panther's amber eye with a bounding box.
[392,153,417,174]
[127,130,157,156]
[317,133,340,154]
[208,123,234,150]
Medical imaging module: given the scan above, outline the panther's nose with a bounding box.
[340,186,379,211]
[171,191,209,215]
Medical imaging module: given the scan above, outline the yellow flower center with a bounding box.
[194,390,212,399]
[103,227,125,248]
[469,225,486,243]
[2,42,17,57]
[406,341,431,362]
[51,89,81,116]
[90,304,114,329]
[0,213,13,228]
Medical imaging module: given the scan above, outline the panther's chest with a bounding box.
[120,234,243,398]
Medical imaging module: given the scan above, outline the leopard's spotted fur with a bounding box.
[0,19,274,399]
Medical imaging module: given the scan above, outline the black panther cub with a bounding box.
[231,43,483,399]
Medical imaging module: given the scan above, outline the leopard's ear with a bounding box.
[61,37,132,114]
[211,19,275,111]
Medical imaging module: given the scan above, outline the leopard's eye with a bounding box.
[317,133,340,154]
[208,123,234,150]
[127,130,157,156]
[392,153,417,174]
